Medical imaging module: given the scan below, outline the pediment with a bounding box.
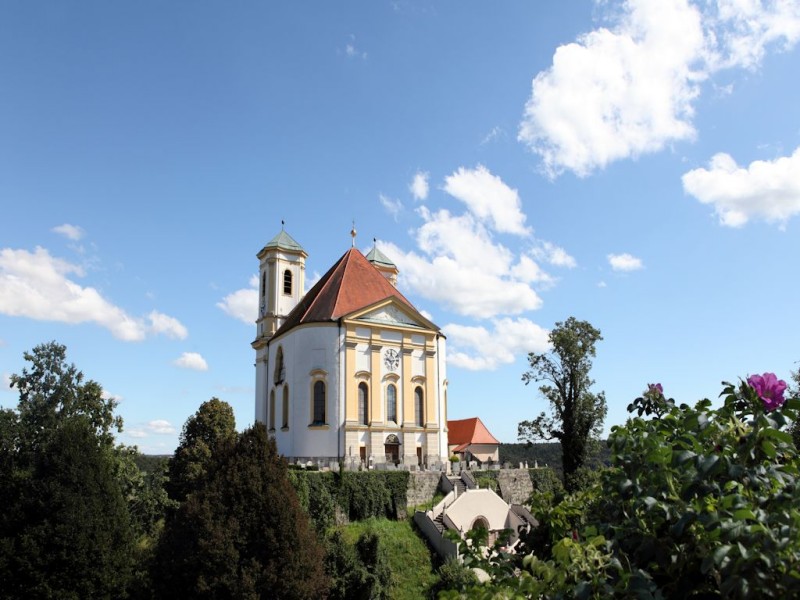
[345,297,437,332]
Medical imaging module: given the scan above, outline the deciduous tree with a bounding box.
[518,317,607,490]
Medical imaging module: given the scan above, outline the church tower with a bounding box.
[255,226,306,340]
[365,242,399,287]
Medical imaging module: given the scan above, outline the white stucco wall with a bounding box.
[445,489,510,532]
[268,324,341,460]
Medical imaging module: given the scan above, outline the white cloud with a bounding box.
[147,311,188,340]
[217,275,258,325]
[709,0,800,70]
[101,389,123,403]
[443,165,531,235]
[147,419,177,435]
[598,280,608,288]
[127,419,177,438]
[379,193,403,220]
[410,171,430,200]
[52,223,85,241]
[0,247,184,341]
[531,241,577,268]
[510,255,556,287]
[444,318,550,371]
[481,126,506,145]
[344,34,367,60]
[682,147,800,227]
[381,208,544,318]
[518,0,800,178]
[2,373,12,393]
[173,352,208,371]
[608,253,644,271]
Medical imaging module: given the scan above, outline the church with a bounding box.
[252,227,450,468]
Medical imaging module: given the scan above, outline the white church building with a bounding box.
[253,227,450,468]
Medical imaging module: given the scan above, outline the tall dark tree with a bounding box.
[0,342,135,598]
[518,317,607,490]
[166,397,237,502]
[155,423,328,599]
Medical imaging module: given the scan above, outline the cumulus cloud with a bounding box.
[0,247,186,341]
[147,419,177,434]
[127,419,177,438]
[518,0,800,177]
[531,241,577,269]
[173,352,208,371]
[379,193,403,220]
[381,207,544,318]
[443,165,531,235]
[682,147,800,227]
[217,275,258,325]
[410,171,429,200]
[147,311,188,339]
[444,318,550,371]
[52,223,85,241]
[608,253,644,271]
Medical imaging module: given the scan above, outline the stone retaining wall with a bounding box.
[407,471,442,508]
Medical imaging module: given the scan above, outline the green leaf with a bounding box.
[733,509,755,521]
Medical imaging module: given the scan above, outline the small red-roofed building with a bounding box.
[448,417,500,465]
[252,226,449,468]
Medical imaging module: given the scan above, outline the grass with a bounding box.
[338,517,440,600]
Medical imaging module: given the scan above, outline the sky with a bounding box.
[1,1,799,454]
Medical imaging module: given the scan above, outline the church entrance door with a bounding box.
[384,434,400,465]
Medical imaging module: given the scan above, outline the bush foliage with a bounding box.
[441,376,800,598]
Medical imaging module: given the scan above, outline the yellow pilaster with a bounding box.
[424,338,437,427]
[369,343,382,424]
[401,346,414,426]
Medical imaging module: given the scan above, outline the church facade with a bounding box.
[252,228,449,468]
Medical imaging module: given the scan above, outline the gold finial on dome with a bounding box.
[350,220,357,247]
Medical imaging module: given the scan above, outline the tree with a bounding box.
[790,365,800,450]
[1,417,134,599]
[166,397,237,502]
[154,423,329,599]
[0,342,135,598]
[518,317,607,490]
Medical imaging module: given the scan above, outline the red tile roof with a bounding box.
[447,417,500,447]
[273,248,422,338]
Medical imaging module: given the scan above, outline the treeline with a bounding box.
[499,442,611,480]
[0,342,401,599]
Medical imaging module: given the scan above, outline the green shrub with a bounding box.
[440,375,800,598]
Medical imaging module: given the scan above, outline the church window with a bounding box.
[269,390,275,431]
[282,386,289,429]
[261,272,266,298]
[274,347,285,384]
[358,382,369,425]
[283,269,292,295]
[387,384,397,424]
[415,386,424,426]
[313,380,326,425]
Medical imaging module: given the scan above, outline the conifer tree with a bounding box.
[155,422,328,599]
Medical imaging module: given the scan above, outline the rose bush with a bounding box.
[440,374,800,599]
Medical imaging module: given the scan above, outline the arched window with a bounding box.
[261,272,266,298]
[274,347,285,384]
[313,380,326,425]
[358,382,369,425]
[269,389,275,431]
[415,386,424,426]
[283,269,292,295]
[282,386,289,429]
[387,384,397,424]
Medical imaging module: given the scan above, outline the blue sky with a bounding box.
[1,1,799,454]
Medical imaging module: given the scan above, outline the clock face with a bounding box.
[384,348,400,372]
